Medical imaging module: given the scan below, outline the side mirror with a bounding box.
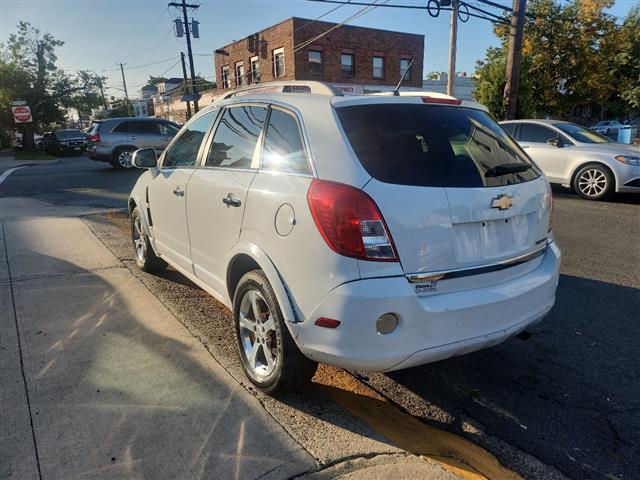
[546,137,562,148]
[132,148,157,169]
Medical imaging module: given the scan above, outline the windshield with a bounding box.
[556,123,612,143]
[56,130,84,139]
[336,104,540,188]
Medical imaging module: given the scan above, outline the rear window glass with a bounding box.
[89,122,101,134]
[336,104,540,187]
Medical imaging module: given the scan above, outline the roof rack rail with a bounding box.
[220,80,343,100]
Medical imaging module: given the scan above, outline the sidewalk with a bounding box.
[0,215,315,479]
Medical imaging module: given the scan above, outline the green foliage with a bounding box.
[0,21,105,136]
[474,0,640,120]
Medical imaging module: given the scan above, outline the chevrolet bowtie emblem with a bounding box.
[490,194,513,210]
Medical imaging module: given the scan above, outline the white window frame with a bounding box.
[373,56,385,79]
[250,55,260,83]
[273,47,285,78]
[400,58,412,81]
[341,53,354,76]
[221,65,230,89]
[308,50,323,75]
[235,61,245,87]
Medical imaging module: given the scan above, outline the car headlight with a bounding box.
[615,155,640,166]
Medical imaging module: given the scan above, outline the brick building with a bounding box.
[214,17,424,93]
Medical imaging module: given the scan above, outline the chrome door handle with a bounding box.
[222,193,241,207]
[173,186,185,197]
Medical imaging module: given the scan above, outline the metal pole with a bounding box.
[181,52,192,120]
[447,0,458,97]
[503,0,527,120]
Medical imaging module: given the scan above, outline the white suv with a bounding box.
[128,82,561,394]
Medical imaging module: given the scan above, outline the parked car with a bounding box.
[590,120,623,137]
[129,82,560,394]
[36,132,52,151]
[501,119,640,200]
[46,129,88,155]
[87,117,180,169]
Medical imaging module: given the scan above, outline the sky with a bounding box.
[0,0,636,100]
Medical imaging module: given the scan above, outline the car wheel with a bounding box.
[113,147,136,169]
[573,164,613,200]
[131,207,167,273]
[233,269,317,395]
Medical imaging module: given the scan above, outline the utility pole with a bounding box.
[502,0,527,120]
[180,52,192,120]
[118,62,132,116]
[96,76,108,110]
[447,0,458,97]
[169,0,200,113]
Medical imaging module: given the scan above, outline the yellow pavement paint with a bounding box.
[313,366,522,480]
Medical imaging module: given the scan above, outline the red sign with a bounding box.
[12,105,32,123]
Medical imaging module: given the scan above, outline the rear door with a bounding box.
[128,121,162,150]
[187,104,267,295]
[148,111,217,272]
[517,123,568,182]
[336,102,551,277]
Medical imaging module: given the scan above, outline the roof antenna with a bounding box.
[393,58,415,96]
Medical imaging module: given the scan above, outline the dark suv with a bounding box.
[46,129,88,155]
[87,118,181,169]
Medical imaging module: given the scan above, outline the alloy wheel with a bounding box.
[577,168,607,198]
[118,150,134,168]
[238,289,278,378]
[132,214,147,263]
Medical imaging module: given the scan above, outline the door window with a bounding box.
[501,123,517,137]
[519,123,557,143]
[206,105,267,169]
[158,122,180,136]
[162,111,216,168]
[262,108,311,175]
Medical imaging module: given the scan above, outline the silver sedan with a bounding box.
[501,119,640,200]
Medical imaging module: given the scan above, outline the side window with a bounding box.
[519,124,557,143]
[158,122,180,136]
[262,108,311,175]
[113,121,132,133]
[501,123,517,137]
[206,105,267,169]
[130,122,160,134]
[162,111,215,168]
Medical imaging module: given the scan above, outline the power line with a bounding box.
[295,0,391,52]
[294,0,352,31]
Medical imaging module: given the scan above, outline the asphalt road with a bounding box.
[2,156,638,480]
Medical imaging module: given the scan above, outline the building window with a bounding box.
[400,58,412,81]
[221,65,230,89]
[249,56,260,83]
[308,50,323,75]
[372,56,384,79]
[341,53,354,76]
[273,47,285,78]
[235,61,245,87]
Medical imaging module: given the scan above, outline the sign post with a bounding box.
[12,101,34,151]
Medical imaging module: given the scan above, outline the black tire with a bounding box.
[572,163,614,200]
[131,207,167,273]
[233,270,317,395]
[112,147,136,169]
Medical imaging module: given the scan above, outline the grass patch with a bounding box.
[14,150,56,161]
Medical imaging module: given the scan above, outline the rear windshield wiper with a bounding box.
[485,163,532,178]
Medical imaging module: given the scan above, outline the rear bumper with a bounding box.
[294,241,561,372]
[88,146,111,162]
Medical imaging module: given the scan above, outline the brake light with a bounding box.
[88,133,100,143]
[422,96,462,105]
[307,179,398,262]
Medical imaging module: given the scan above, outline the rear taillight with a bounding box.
[307,179,398,262]
[88,133,100,143]
[422,96,462,105]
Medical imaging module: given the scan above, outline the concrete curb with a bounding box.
[0,158,60,169]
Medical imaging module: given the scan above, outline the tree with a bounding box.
[0,22,104,147]
[473,0,639,120]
